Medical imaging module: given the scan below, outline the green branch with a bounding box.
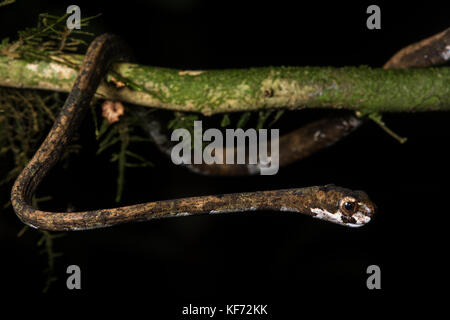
[0,55,448,116]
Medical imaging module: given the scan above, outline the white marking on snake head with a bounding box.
[345,212,371,227]
[310,206,371,227]
[344,203,372,227]
[310,208,343,224]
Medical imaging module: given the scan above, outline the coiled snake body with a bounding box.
[11,34,376,231]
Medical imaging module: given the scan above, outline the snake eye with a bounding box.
[339,196,358,215]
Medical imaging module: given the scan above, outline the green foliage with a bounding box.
[0,9,156,205]
[17,195,64,293]
[169,109,285,132]
[0,9,100,293]
[256,109,285,129]
[37,230,65,293]
[0,10,100,185]
[0,0,15,8]
[168,112,199,132]
[0,8,286,294]
[220,114,231,127]
[236,112,251,128]
[0,88,80,186]
[367,112,407,143]
[0,11,99,68]
[96,112,153,203]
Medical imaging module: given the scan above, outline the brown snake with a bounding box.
[10,33,381,231]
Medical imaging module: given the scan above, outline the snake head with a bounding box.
[309,185,377,227]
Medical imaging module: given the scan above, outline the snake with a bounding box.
[10,33,377,231]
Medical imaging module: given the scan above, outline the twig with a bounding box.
[368,113,407,143]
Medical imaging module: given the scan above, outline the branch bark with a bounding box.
[0,55,448,116]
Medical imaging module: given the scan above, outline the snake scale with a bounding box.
[11,34,379,231]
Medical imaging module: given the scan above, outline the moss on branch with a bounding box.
[0,55,448,116]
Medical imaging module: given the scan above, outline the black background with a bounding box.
[0,0,448,315]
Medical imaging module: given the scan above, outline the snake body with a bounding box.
[136,108,362,176]
[10,34,376,231]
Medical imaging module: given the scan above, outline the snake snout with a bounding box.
[361,201,377,218]
[346,201,376,227]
